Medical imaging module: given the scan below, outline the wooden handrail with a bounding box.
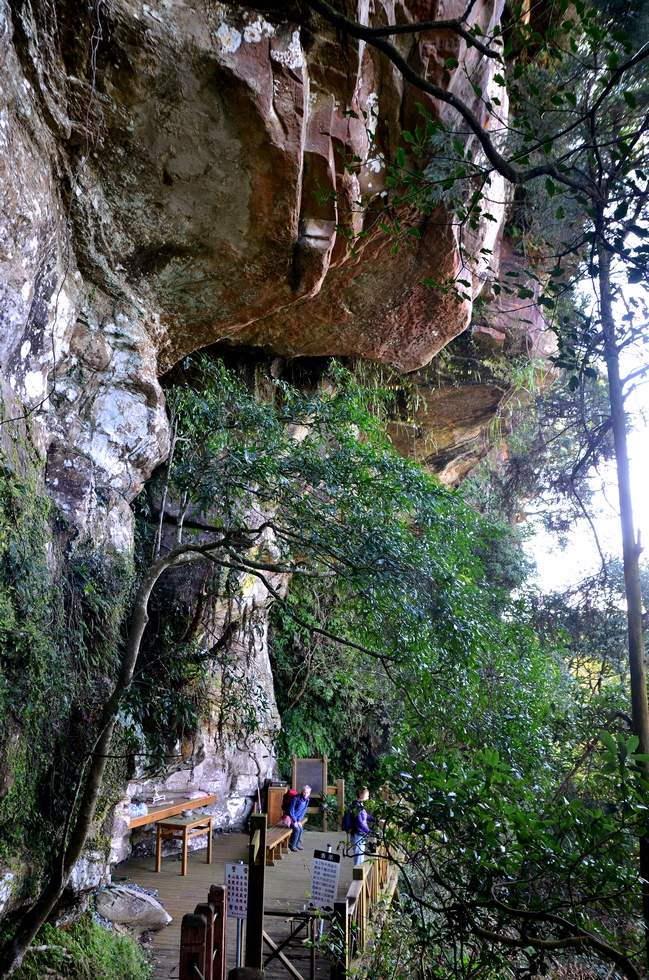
[335,840,399,976]
[178,885,227,980]
[346,880,364,903]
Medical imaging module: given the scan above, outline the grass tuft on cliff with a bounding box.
[8,912,151,980]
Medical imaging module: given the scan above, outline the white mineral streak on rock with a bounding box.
[243,18,275,42]
[22,370,45,401]
[215,22,242,53]
[66,852,110,896]
[0,874,15,917]
[270,30,304,69]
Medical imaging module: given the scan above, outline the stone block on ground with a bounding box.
[95,884,172,931]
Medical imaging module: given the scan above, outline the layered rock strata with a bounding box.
[0,0,518,909]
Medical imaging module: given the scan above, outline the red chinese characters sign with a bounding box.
[225,863,248,919]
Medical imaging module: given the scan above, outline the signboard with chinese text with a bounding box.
[224,862,248,919]
[293,756,327,797]
[308,849,341,912]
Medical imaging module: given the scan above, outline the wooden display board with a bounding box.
[266,786,286,827]
[292,756,328,797]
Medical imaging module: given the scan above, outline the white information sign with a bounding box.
[224,862,249,919]
[308,849,341,912]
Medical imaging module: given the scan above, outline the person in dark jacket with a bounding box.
[350,786,377,866]
[288,785,311,850]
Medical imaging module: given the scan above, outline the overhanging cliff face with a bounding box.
[0,0,519,905]
[2,0,509,551]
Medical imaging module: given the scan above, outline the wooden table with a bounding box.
[155,814,213,876]
[129,793,217,829]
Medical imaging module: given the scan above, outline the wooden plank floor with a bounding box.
[115,828,355,980]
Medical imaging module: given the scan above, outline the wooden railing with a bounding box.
[331,842,397,979]
[179,884,227,980]
[177,818,396,980]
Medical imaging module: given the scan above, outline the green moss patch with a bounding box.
[12,912,151,980]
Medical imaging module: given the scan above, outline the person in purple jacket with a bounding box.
[350,785,377,866]
[288,785,311,851]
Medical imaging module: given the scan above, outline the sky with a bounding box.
[529,340,649,592]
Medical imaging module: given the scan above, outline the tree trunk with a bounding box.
[599,247,649,965]
[0,551,178,979]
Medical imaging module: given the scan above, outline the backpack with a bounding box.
[281,789,298,816]
[341,800,365,834]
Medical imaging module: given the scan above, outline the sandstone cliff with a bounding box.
[0,0,535,912]
[2,0,510,547]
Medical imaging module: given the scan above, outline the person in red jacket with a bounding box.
[350,786,377,866]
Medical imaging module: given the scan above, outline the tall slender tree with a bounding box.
[230,0,649,959]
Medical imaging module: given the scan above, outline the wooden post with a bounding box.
[336,779,345,827]
[179,912,208,980]
[353,866,367,949]
[310,915,316,980]
[330,900,349,980]
[208,885,227,980]
[181,825,189,876]
[194,904,215,980]
[321,757,328,830]
[245,813,267,970]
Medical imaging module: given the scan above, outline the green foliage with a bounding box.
[129,358,534,765]
[342,557,649,979]
[376,728,647,979]
[531,559,649,691]
[1,354,643,979]
[0,447,134,867]
[464,364,615,533]
[161,362,644,979]
[10,913,150,980]
[126,358,555,794]
[269,577,396,780]
[0,469,56,726]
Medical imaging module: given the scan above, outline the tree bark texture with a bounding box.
[599,245,649,965]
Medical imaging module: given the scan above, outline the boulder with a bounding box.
[95,885,172,931]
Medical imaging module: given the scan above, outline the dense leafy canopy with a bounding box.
[135,357,648,979]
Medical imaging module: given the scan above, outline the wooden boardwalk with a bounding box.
[115,827,355,980]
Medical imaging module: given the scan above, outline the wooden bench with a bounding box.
[128,793,217,829]
[265,818,308,866]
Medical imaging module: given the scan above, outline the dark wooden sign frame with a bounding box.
[292,756,328,797]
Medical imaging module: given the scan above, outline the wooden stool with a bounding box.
[155,814,213,876]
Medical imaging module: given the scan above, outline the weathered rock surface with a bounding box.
[95,884,172,930]
[1,0,513,544]
[0,0,170,546]
[388,380,507,485]
[2,0,508,444]
[0,0,531,912]
[386,240,554,484]
[107,523,283,865]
